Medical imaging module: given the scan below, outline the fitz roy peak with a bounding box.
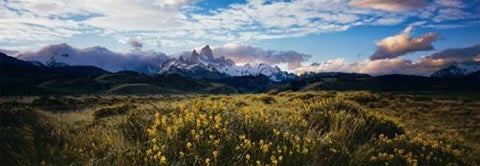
[158,45,295,82]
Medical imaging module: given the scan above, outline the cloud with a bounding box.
[0,49,19,56]
[1,0,479,49]
[434,0,466,8]
[295,57,439,76]
[430,44,480,62]
[128,40,143,50]
[370,26,438,60]
[296,44,480,76]
[349,0,428,12]
[211,44,311,69]
[163,0,199,5]
[15,43,169,73]
[119,37,144,51]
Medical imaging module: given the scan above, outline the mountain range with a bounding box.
[431,62,480,78]
[1,49,479,95]
[158,45,295,82]
[13,44,294,82]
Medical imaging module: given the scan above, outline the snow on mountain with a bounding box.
[15,43,169,73]
[431,62,480,77]
[159,45,295,81]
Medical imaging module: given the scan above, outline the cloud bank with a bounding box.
[7,42,480,76]
[349,0,428,12]
[11,43,311,73]
[1,0,478,49]
[370,26,438,60]
[430,45,480,62]
[212,44,311,69]
[15,43,169,73]
[296,44,480,76]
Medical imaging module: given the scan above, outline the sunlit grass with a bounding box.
[1,91,479,165]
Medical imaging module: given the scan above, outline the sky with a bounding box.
[1,0,480,75]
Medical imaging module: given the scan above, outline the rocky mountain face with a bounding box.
[158,45,295,82]
[11,44,295,82]
[431,62,480,78]
[2,51,480,95]
[0,52,237,95]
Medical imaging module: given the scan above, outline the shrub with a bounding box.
[302,99,404,148]
[352,134,470,165]
[94,104,132,119]
[341,91,380,104]
[256,95,276,104]
[145,98,410,165]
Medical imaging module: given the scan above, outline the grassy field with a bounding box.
[1,91,479,165]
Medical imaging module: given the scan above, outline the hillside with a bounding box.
[2,52,480,95]
[269,72,480,92]
[1,92,479,165]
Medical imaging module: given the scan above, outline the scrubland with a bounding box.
[1,91,479,165]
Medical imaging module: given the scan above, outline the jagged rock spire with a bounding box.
[200,45,214,60]
[188,49,200,63]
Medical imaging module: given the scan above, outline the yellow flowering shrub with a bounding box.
[355,134,470,165]
[144,93,474,165]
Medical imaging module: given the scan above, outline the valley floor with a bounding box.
[1,91,479,165]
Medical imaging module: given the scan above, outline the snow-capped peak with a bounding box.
[199,45,214,60]
[431,63,480,77]
[159,45,294,81]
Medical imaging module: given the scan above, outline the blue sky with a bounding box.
[1,0,480,74]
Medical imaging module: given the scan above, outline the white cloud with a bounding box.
[0,4,86,42]
[435,0,466,8]
[118,37,144,51]
[295,57,440,76]
[349,0,428,12]
[433,8,471,22]
[370,26,438,60]
[0,0,478,48]
[163,0,199,5]
[430,44,480,62]
[15,43,169,73]
[211,43,311,69]
[296,45,480,76]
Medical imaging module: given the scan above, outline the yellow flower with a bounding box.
[155,112,161,120]
[239,134,246,140]
[213,150,219,158]
[272,159,278,165]
[452,149,462,157]
[246,154,251,160]
[205,158,211,166]
[146,149,152,156]
[160,156,167,164]
[186,142,192,150]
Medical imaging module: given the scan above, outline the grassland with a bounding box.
[1,91,479,165]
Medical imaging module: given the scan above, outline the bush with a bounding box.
[94,104,132,119]
[352,134,470,165]
[145,98,409,165]
[2,92,476,165]
[256,95,276,104]
[341,91,380,104]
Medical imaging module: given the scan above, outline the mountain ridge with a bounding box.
[431,62,480,78]
[2,51,480,95]
[158,45,295,81]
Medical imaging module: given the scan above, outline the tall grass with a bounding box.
[0,92,477,165]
